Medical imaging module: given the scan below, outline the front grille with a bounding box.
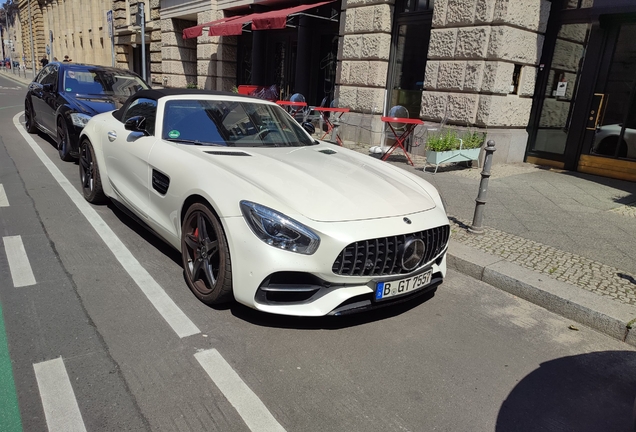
[332,225,450,277]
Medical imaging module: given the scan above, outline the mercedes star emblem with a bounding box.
[401,238,425,271]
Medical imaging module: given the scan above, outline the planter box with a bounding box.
[426,147,482,173]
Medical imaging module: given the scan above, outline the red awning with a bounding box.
[183,0,335,39]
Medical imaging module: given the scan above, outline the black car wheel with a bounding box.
[79,139,105,203]
[181,203,233,305]
[24,100,37,133]
[57,117,74,161]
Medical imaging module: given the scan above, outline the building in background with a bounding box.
[12,0,636,181]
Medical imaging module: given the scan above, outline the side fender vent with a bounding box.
[204,151,251,156]
[152,169,170,195]
[318,149,337,155]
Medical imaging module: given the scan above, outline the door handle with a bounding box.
[107,131,117,142]
[586,93,606,130]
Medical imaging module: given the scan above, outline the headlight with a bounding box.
[69,112,92,128]
[240,201,320,255]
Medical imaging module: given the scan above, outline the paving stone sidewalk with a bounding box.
[339,140,636,308]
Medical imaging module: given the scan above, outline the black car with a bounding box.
[24,62,149,161]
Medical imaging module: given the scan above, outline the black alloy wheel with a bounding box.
[24,100,37,133]
[79,139,105,203]
[57,117,74,161]
[181,203,233,305]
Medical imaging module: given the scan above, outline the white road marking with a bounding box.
[0,184,9,206]
[3,235,36,287]
[33,357,87,432]
[195,349,287,432]
[12,112,200,338]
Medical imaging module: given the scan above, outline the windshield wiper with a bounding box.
[165,138,224,146]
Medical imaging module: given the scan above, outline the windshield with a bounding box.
[63,69,148,96]
[161,99,315,148]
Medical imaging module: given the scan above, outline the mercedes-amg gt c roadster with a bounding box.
[78,89,450,316]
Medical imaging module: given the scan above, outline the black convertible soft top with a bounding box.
[112,88,255,121]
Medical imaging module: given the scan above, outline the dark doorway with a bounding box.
[386,0,433,118]
[132,44,150,83]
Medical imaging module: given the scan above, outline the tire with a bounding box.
[181,203,233,305]
[57,117,74,161]
[79,138,106,203]
[24,99,37,133]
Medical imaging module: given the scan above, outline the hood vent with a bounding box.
[204,150,251,156]
[318,149,337,155]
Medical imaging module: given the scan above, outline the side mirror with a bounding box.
[124,116,148,135]
[302,121,315,135]
[42,83,54,92]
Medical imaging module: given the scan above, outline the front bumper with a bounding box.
[222,208,449,316]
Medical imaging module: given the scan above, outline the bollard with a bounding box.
[469,140,496,234]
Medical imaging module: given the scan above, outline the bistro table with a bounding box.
[380,116,424,166]
[313,107,350,146]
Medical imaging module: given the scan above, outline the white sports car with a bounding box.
[78,89,450,316]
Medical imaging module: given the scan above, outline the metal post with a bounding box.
[28,0,35,78]
[469,140,496,234]
[107,10,114,67]
[5,12,13,75]
[140,2,146,82]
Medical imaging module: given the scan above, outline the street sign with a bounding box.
[107,10,113,38]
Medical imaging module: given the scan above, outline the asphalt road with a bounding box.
[0,73,635,432]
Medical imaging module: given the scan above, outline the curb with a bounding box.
[0,71,31,86]
[447,241,636,346]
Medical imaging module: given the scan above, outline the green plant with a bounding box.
[231,86,239,93]
[186,83,198,89]
[425,129,485,151]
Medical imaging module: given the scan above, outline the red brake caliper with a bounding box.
[192,228,199,259]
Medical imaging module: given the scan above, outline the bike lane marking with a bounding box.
[33,357,87,432]
[0,184,9,207]
[2,236,36,287]
[195,349,287,432]
[0,301,23,432]
[12,112,200,338]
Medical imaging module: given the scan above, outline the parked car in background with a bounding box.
[78,89,451,316]
[592,124,636,159]
[24,62,149,161]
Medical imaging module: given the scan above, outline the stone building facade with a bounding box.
[17,0,115,71]
[15,0,636,179]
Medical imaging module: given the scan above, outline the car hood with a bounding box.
[191,145,437,222]
[66,94,127,116]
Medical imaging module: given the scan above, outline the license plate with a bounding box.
[375,269,432,301]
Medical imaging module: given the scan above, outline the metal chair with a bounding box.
[370,105,409,154]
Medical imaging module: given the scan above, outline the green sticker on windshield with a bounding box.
[65,88,72,92]
[168,130,180,138]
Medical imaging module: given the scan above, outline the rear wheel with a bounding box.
[57,117,74,161]
[181,203,233,305]
[79,139,106,203]
[24,100,37,133]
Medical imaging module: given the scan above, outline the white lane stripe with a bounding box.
[3,235,36,287]
[0,184,8,207]
[195,349,287,432]
[34,357,87,432]
[12,113,200,338]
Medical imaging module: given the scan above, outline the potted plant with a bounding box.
[425,130,485,173]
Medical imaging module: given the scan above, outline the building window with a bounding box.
[398,0,434,13]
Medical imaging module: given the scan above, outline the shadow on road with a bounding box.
[496,350,636,432]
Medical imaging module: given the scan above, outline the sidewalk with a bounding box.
[344,142,636,346]
[3,66,635,345]
[0,67,35,85]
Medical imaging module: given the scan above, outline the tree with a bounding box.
[1,1,19,26]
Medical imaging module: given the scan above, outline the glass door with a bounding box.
[585,22,636,161]
[527,23,592,158]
